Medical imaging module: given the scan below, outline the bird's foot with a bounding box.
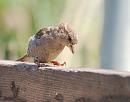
[35,62,48,68]
[34,57,44,68]
[51,61,66,66]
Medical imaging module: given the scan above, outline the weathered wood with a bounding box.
[0,60,130,102]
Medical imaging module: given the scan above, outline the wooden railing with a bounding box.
[0,60,130,102]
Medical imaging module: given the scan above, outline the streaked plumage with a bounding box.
[17,23,78,64]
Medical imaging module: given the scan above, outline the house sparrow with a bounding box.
[17,23,78,66]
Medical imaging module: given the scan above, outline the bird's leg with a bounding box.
[34,57,46,68]
[34,57,41,68]
[51,61,66,66]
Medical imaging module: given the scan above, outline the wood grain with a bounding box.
[0,60,130,102]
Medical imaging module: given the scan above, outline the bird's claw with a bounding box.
[51,61,66,66]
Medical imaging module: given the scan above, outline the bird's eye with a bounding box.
[68,37,72,42]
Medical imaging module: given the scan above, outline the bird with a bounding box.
[17,23,78,66]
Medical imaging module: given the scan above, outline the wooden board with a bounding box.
[0,60,130,102]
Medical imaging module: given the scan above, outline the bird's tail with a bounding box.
[16,54,30,62]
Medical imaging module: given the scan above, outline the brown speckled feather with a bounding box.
[17,23,78,63]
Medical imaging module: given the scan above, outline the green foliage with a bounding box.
[0,0,65,60]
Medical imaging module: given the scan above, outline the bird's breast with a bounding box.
[27,36,65,62]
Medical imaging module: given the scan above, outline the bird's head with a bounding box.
[58,23,78,54]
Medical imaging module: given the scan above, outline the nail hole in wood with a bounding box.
[55,93,64,102]
[10,81,19,98]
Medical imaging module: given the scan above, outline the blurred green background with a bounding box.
[0,0,103,68]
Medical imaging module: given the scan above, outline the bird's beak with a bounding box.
[68,45,75,54]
